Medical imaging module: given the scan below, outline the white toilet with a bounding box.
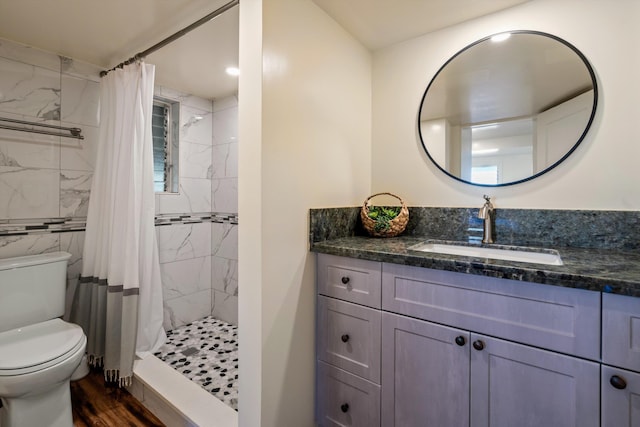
[0,252,87,427]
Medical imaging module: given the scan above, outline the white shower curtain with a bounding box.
[70,62,165,385]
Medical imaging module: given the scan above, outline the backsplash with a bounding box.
[310,207,640,250]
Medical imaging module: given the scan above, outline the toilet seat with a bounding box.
[0,318,85,376]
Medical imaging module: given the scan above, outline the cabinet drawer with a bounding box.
[318,295,381,383]
[316,361,380,427]
[317,254,381,308]
[382,263,601,360]
[603,293,640,372]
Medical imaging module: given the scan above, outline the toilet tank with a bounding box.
[0,251,71,333]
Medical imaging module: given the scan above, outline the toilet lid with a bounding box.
[0,318,85,373]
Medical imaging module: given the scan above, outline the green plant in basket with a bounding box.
[368,206,401,232]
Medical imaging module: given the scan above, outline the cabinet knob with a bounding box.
[341,334,350,343]
[472,340,485,351]
[455,336,466,346]
[341,276,350,284]
[340,403,350,413]
[610,375,627,390]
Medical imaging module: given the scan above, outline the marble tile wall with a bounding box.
[0,38,98,298]
[211,96,238,324]
[154,89,239,330]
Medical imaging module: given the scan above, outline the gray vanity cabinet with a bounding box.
[316,253,605,427]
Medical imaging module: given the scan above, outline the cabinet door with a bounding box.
[602,365,640,427]
[602,293,640,372]
[470,334,600,427]
[381,312,470,427]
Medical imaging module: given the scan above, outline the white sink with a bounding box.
[409,242,563,266]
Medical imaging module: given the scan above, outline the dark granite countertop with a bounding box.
[311,236,640,297]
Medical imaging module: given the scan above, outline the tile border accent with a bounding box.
[0,217,87,236]
[0,213,239,236]
[155,213,238,226]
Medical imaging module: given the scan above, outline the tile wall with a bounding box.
[155,87,239,330]
[0,38,99,297]
[0,38,239,332]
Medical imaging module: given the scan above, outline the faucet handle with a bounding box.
[479,195,493,219]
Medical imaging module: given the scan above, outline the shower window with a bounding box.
[152,97,180,193]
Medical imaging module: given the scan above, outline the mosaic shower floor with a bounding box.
[154,316,238,410]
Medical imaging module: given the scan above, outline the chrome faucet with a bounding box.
[478,195,494,244]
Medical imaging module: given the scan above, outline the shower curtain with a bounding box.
[70,62,165,386]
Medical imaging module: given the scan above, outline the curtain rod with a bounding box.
[100,0,239,77]
[0,117,84,140]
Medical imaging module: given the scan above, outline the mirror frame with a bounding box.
[417,30,599,187]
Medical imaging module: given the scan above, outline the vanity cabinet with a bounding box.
[316,253,607,426]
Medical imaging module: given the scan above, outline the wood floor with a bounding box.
[71,368,165,426]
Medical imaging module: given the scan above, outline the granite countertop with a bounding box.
[311,236,640,297]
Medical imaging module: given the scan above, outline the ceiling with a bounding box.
[311,0,529,50]
[0,0,239,100]
[0,0,528,100]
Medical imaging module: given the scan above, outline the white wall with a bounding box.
[238,0,372,425]
[372,0,640,210]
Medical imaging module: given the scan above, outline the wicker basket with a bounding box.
[360,192,409,238]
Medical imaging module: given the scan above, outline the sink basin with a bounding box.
[409,242,563,266]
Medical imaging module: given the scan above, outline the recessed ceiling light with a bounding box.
[472,148,500,155]
[491,33,511,43]
[225,67,240,76]
[471,123,498,132]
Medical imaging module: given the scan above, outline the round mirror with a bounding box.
[418,30,597,187]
